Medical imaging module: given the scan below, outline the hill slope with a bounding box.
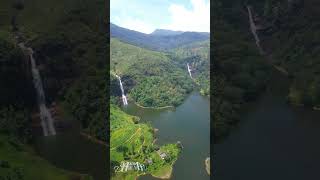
[171,40,210,95]
[111,38,193,107]
[252,0,320,109]
[150,29,183,36]
[213,0,272,141]
[110,23,209,51]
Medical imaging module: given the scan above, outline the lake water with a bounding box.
[214,71,320,179]
[33,120,108,180]
[123,92,210,180]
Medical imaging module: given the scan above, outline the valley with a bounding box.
[0,0,107,179]
[110,24,210,179]
[213,0,320,179]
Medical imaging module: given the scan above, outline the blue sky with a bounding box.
[111,0,210,34]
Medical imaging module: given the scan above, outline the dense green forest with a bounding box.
[213,0,272,141]
[255,0,320,109]
[0,0,107,140]
[221,0,320,109]
[110,38,194,108]
[213,0,320,140]
[0,0,106,179]
[171,40,210,96]
[110,105,181,180]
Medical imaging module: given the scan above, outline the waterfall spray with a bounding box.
[187,63,193,79]
[115,74,128,105]
[247,6,265,55]
[19,43,56,136]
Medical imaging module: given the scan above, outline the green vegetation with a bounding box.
[111,38,193,107]
[256,0,320,109]
[213,1,272,141]
[110,23,209,51]
[0,106,93,180]
[0,135,92,180]
[110,105,181,180]
[0,0,106,179]
[1,0,107,141]
[171,40,210,96]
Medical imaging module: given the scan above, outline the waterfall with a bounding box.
[247,6,265,55]
[115,74,128,105]
[18,43,56,136]
[187,63,193,78]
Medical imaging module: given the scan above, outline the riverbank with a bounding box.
[80,132,107,147]
[151,165,173,179]
[134,102,174,110]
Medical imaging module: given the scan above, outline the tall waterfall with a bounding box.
[18,43,56,136]
[247,6,265,55]
[115,74,128,105]
[187,63,193,79]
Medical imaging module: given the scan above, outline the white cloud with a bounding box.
[163,0,210,32]
[113,16,155,34]
[111,0,210,33]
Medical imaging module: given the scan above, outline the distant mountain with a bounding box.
[151,29,184,36]
[110,23,209,51]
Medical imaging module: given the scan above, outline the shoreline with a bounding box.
[131,166,173,180]
[151,167,173,179]
[80,132,107,147]
[134,101,174,110]
[289,102,320,111]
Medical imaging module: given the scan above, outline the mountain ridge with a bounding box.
[110,23,209,51]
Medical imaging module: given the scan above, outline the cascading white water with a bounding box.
[115,74,128,105]
[247,5,265,55]
[187,63,193,78]
[18,43,56,136]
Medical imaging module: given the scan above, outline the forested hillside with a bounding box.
[111,38,193,108]
[171,40,210,96]
[213,0,272,141]
[110,23,209,51]
[252,0,320,109]
[213,0,320,140]
[0,0,107,179]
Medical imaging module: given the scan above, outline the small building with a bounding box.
[157,151,167,160]
[145,158,153,165]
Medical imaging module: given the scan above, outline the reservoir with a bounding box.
[214,70,320,179]
[123,92,210,180]
[33,120,108,180]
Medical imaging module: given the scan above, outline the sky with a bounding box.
[110,0,210,34]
